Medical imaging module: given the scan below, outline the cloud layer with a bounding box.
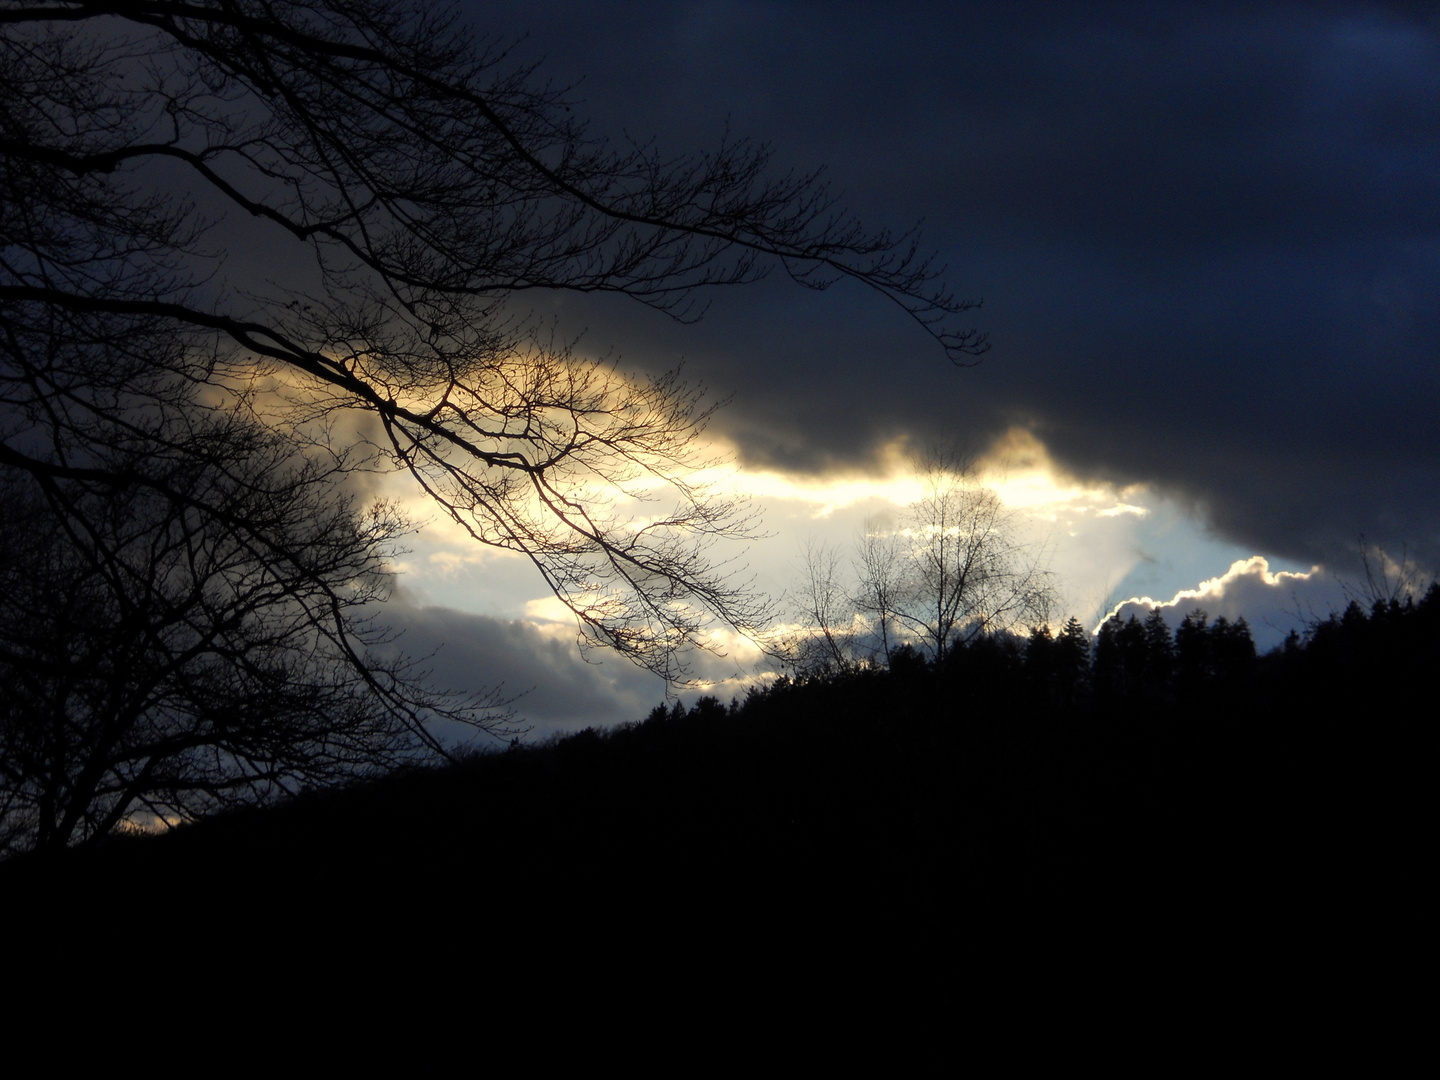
[380,598,778,743]
[467,1,1440,572]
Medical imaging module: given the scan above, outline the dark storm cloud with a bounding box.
[379,599,765,741]
[377,601,664,738]
[467,1,1440,568]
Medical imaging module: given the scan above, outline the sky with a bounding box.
[377,1,1438,740]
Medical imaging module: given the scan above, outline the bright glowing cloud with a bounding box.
[977,428,1149,516]
[524,596,576,623]
[672,427,1153,520]
[1098,556,1338,649]
[1101,556,1320,622]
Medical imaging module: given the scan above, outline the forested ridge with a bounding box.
[9,588,1432,922]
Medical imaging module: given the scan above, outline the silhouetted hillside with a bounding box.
[7,590,1433,940]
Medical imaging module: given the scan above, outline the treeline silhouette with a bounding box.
[8,590,1434,926]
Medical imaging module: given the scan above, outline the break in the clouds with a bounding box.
[467,1,1440,574]
[382,415,1424,731]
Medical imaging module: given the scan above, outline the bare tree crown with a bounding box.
[0,422,516,855]
[788,454,1054,673]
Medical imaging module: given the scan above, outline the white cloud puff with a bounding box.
[1099,556,1346,649]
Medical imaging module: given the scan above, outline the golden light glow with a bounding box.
[524,596,576,623]
[976,428,1151,516]
[656,428,1152,520]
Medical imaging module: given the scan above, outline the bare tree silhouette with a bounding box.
[859,453,1054,663]
[0,420,513,856]
[784,454,1053,672]
[1,0,985,681]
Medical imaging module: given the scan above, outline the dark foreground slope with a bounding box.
[8,595,1432,938]
[5,600,1430,1059]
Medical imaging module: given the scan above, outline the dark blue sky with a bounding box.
[465,0,1440,572]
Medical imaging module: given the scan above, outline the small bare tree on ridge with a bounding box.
[787,454,1053,674]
